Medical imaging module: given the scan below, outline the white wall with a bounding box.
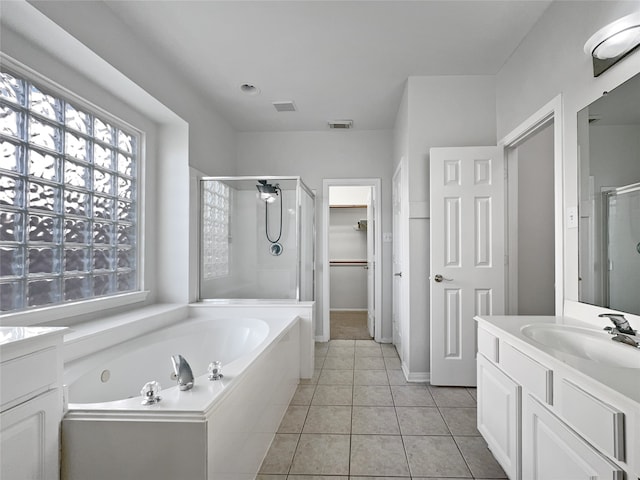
[590,125,640,190]
[496,0,640,324]
[330,186,372,206]
[393,76,497,378]
[516,123,555,315]
[236,130,393,339]
[29,1,236,176]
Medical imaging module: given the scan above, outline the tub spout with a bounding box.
[171,354,194,391]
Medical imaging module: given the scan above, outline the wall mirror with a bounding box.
[578,72,640,316]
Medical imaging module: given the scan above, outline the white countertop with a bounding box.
[0,326,68,347]
[475,315,640,405]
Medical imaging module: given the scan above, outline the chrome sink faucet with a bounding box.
[599,313,636,335]
[599,313,640,348]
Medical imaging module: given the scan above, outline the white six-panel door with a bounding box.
[367,187,375,338]
[430,146,505,386]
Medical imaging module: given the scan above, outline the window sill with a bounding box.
[0,291,151,328]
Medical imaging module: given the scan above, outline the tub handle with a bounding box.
[208,361,224,381]
[141,381,162,405]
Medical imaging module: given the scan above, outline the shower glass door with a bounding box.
[199,176,314,301]
[604,183,640,314]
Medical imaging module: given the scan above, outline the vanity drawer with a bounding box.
[500,342,553,405]
[559,379,625,462]
[0,347,57,409]
[478,327,499,363]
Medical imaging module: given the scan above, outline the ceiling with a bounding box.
[103,1,552,132]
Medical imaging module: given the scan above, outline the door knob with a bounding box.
[434,274,453,283]
[394,272,402,277]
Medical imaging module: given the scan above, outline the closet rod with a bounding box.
[330,260,368,267]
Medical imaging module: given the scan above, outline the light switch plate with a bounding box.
[567,206,578,229]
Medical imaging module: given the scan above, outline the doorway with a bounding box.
[506,121,556,315]
[501,96,564,316]
[322,179,382,342]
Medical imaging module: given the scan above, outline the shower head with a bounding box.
[257,180,280,203]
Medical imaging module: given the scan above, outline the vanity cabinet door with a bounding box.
[522,394,624,480]
[477,353,521,480]
[0,389,61,480]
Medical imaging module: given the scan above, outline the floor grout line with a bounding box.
[270,340,497,479]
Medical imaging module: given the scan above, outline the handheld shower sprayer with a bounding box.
[256,180,283,254]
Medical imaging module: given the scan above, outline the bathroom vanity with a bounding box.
[0,326,67,480]
[475,315,639,480]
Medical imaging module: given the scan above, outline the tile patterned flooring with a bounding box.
[258,339,507,479]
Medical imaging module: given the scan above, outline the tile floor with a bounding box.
[258,339,507,479]
[330,311,372,340]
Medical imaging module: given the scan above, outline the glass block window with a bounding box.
[0,68,139,313]
[201,180,230,279]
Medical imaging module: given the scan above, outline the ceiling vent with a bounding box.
[328,120,353,129]
[273,101,296,112]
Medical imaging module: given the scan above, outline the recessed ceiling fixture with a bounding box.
[240,83,260,95]
[328,120,353,129]
[272,101,296,112]
[584,12,640,76]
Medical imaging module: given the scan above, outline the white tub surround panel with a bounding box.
[62,314,300,480]
[475,315,640,480]
[1,327,68,480]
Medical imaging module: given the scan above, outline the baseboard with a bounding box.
[401,362,430,383]
[315,335,329,343]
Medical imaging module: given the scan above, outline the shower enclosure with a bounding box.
[199,176,314,301]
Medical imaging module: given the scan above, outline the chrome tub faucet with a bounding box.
[171,354,195,390]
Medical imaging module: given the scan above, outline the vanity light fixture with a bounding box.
[584,12,640,76]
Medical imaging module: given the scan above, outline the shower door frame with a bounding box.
[197,175,315,302]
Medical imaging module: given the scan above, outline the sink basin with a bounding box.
[520,324,640,369]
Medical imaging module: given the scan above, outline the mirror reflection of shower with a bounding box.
[604,182,640,314]
[257,180,283,255]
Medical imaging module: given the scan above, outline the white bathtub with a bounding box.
[65,317,270,405]
[62,313,301,480]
